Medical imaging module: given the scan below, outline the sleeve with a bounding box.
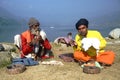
[40,30,47,41]
[21,35,33,55]
[74,34,82,51]
[97,31,107,49]
[42,38,51,50]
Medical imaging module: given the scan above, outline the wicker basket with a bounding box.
[6,64,26,75]
[83,66,101,74]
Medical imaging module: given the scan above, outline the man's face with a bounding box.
[31,24,40,35]
[78,25,88,37]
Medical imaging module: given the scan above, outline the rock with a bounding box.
[0,43,22,67]
[0,43,20,67]
[108,28,120,39]
[0,44,5,51]
[11,52,20,59]
[2,43,14,51]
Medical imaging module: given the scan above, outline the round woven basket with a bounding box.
[83,66,101,74]
[6,64,26,75]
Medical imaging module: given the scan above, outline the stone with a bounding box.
[0,44,5,51]
[109,28,120,39]
[11,52,20,59]
[2,43,14,51]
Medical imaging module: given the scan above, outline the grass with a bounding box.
[0,60,11,68]
[0,41,120,80]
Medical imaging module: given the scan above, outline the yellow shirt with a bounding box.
[74,30,106,56]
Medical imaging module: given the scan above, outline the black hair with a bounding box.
[75,18,89,30]
[67,32,72,36]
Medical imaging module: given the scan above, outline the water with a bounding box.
[0,25,117,43]
[42,26,77,42]
[0,25,26,43]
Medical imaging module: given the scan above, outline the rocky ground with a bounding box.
[0,39,120,80]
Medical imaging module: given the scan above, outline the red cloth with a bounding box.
[20,30,51,58]
[20,30,34,58]
[42,39,51,50]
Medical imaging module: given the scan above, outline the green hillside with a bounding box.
[0,7,26,26]
[90,11,120,28]
[0,17,20,26]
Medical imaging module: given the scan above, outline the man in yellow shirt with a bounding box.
[73,18,115,65]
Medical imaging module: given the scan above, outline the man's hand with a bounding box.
[69,40,77,47]
[28,35,44,46]
[36,35,44,43]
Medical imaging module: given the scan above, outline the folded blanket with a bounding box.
[12,58,39,66]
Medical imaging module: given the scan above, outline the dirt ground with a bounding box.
[0,39,120,80]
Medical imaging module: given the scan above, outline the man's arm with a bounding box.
[97,31,107,49]
[73,34,82,51]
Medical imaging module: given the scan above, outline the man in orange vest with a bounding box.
[73,18,115,66]
[20,17,53,60]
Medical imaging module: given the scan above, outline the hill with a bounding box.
[90,11,120,28]
[0,7,26,26]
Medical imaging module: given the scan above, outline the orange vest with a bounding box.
[21,30,33,43]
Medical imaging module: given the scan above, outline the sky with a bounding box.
[0,0,120,26]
